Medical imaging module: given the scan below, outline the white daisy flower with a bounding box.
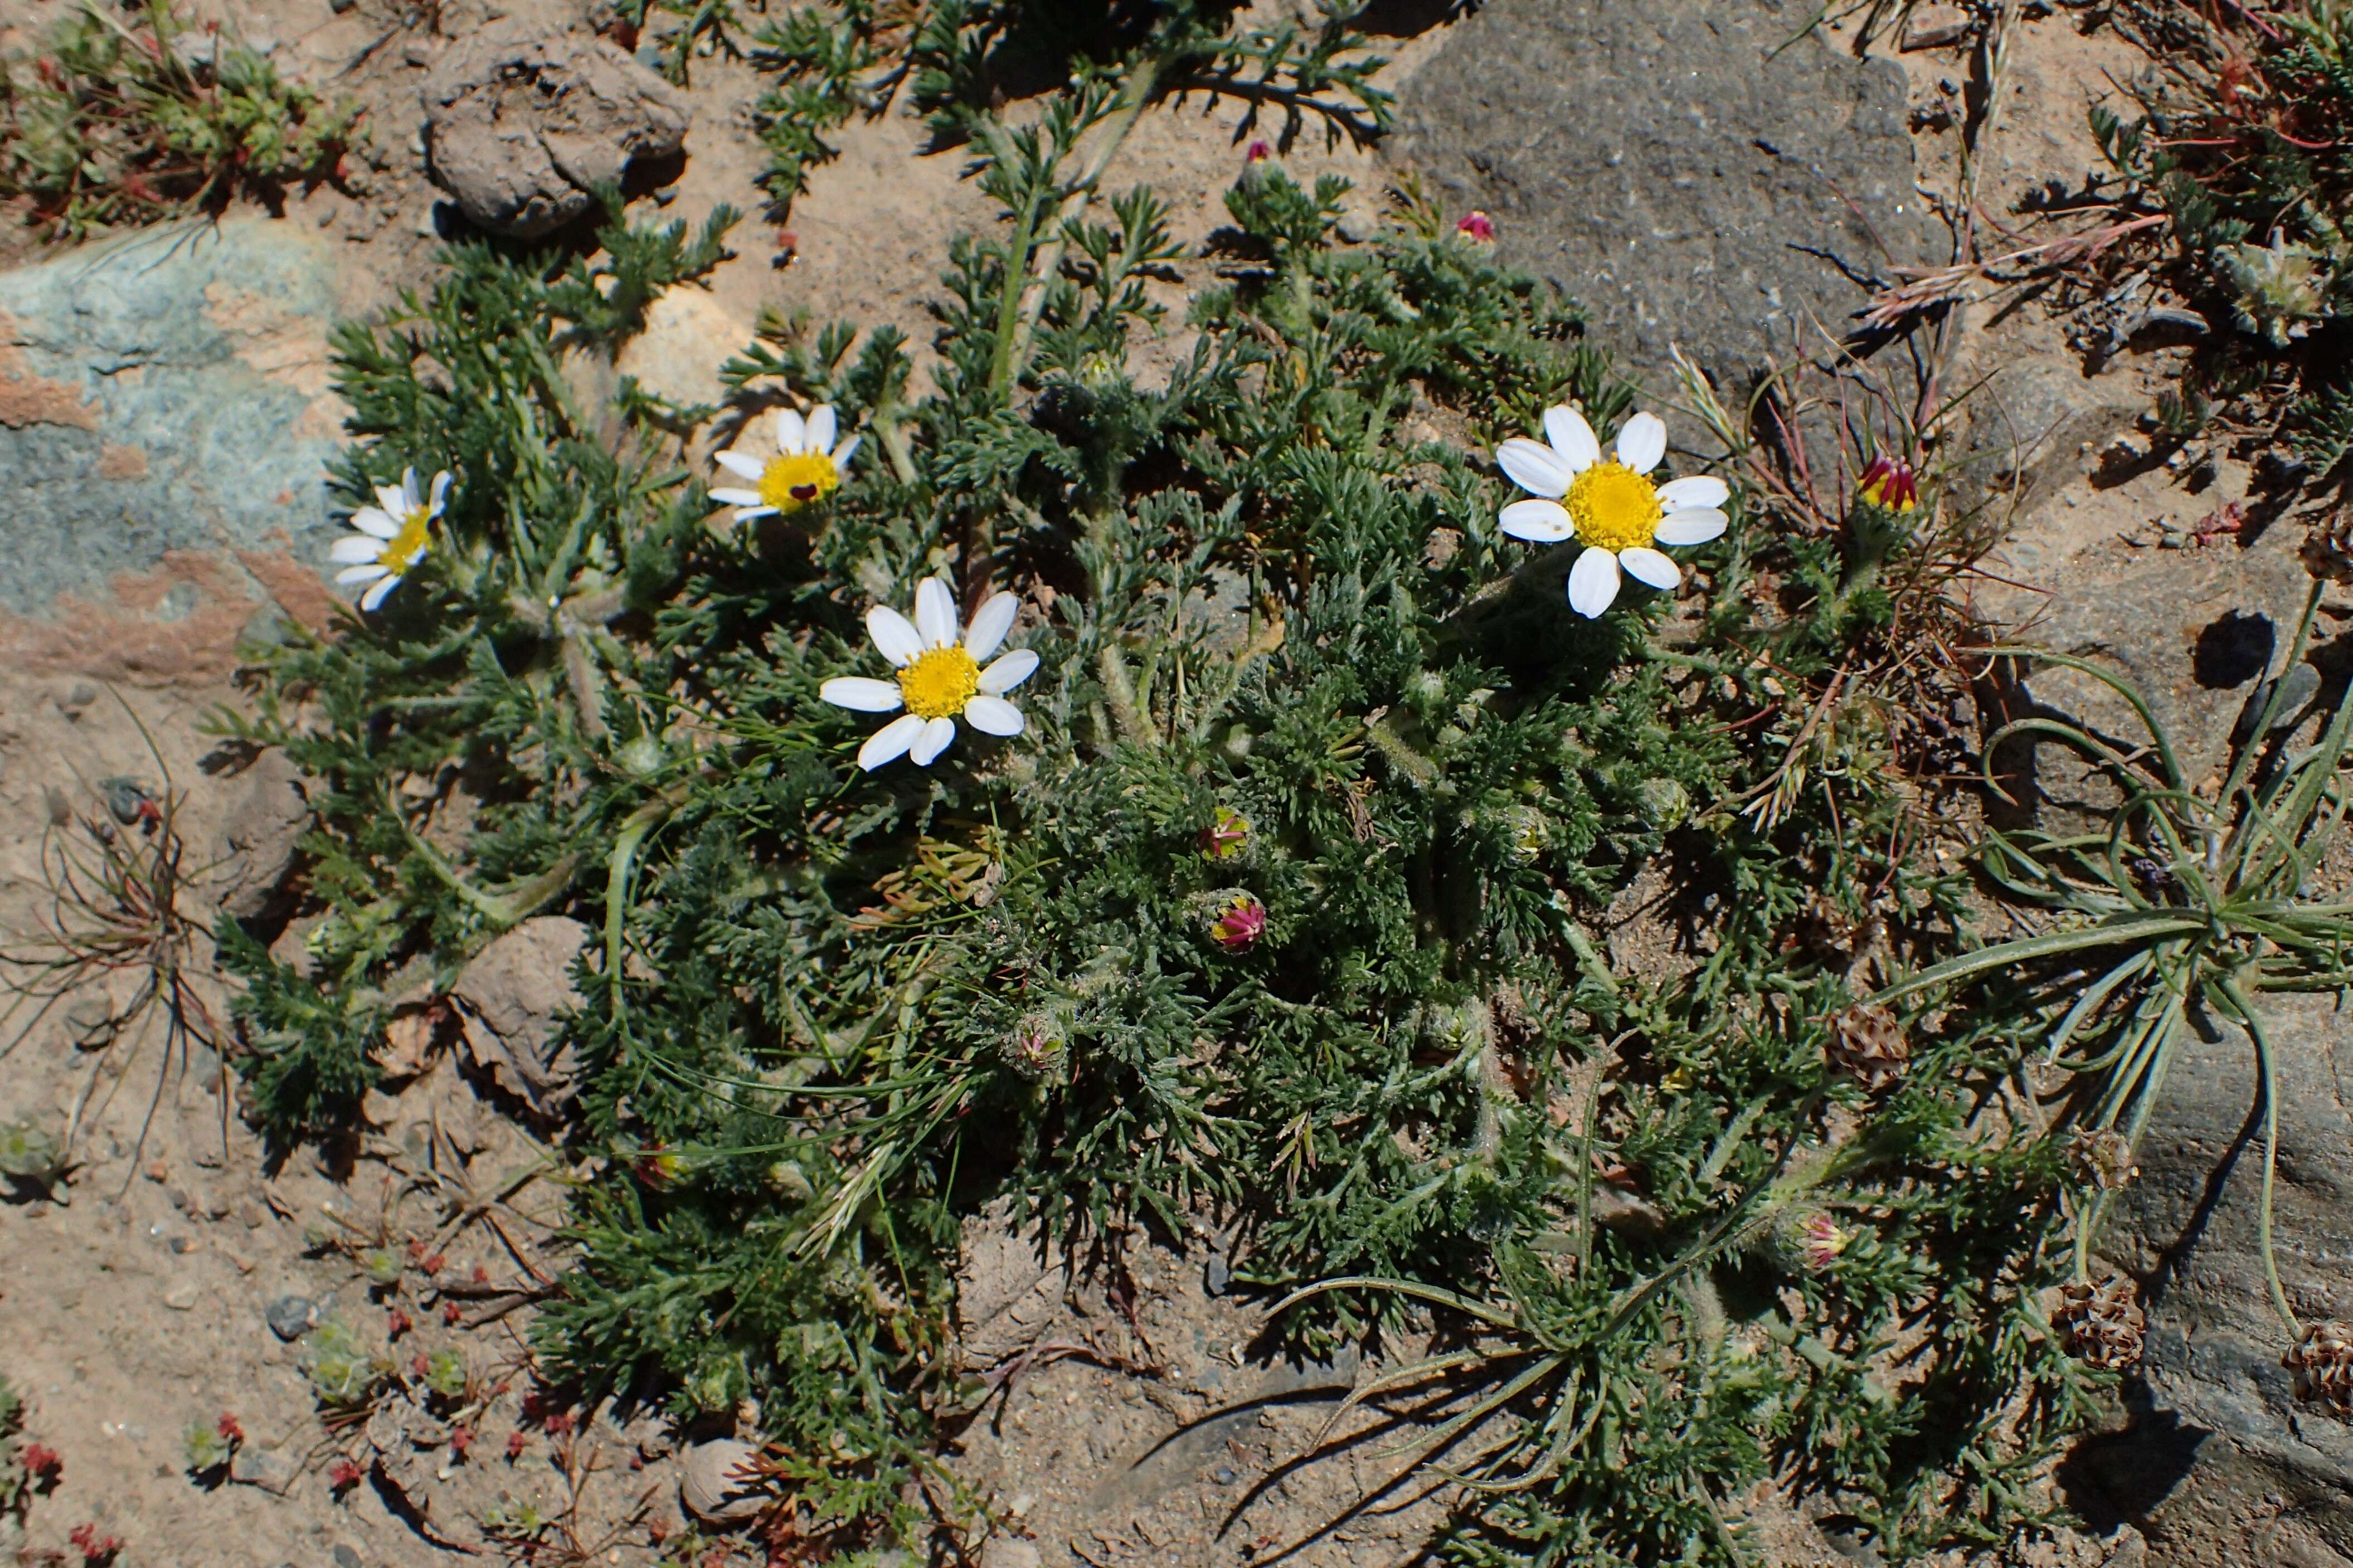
[330,467,450,612]
[1494,406,1730,618]
[709,405,861,522]
[819,577,1038,771]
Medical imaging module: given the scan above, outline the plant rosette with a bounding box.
[711,405,861,522]
[819,576,1039,770]
[1494,406,1729,617]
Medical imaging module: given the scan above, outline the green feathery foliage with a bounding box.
[219,17,2113,1563]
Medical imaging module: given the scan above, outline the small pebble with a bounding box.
[335,1547,364,1568]
[1213,1466,1237,1484]
[163,1282,200,1311]
[56,681,99,717]
[1203,1253,1232,1296]
[229,1445,296,1491]
[265,1294,319,1341]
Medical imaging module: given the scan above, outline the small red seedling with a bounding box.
[387,1307,413,1339]
[505,1430,529,1461]
[217,1413,245,1445]
[449,1426,475,1460]
[327,1456,363,1492]
[22,1442,61,1483]
[69,1523,122,1565]
[442,1301,464,1326]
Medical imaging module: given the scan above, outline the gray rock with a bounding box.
[0,220,355,682]
[1388,0,1936,390]
[229,1444,296,1492]
[421,27,689,238]
[2085,992,2353,1542]
[333,1546,363,1568]
[217,749,312,922]
[265,1293,319,1341]
[451,916,590,1114]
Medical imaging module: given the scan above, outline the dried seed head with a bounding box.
[2063,1128,2138,1191]
[2301,511,2353,585]
[2283,1319,2353,1417]
[1799,1212,1850,1270]
[1793,892,1858,961]
[2056,1277,2146,1370]
[1825,1003,1909,1092]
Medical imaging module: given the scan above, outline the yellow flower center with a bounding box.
[898,646,979,720]
[759,452,840,513]
[381,508,432,574]
[1565,461,1661,552]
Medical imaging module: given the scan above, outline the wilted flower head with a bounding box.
[1455,209,1496,243]
[1200,805,1252,861]
[2302,510,2353,585]
[1856,454,1918,513]
[2219,237,2329,347]
[1825,1002,1909,1092]
[2055,1277,2146,1370]
[2284,1319,2353,1416]
[1210,893,1266,952]
[2063,1128,2138,1191]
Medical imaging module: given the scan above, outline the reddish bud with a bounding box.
[420,1252,446,1275]
[1244,139,1272,163]
[1856,454,1919,514]
[443,1300,465,1326]
[1209,893,1266,952]
[327,1457,363,1492]
[216,1413,245,1444]
[1455,210,1496,242]
[22,1442,61,1481]
[505,1430,529,1460]
[449,1426,475,1459]
[387,1308,413,1339]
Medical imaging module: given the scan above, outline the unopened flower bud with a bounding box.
[1209,893,1266,952]
[1455,210,1496,243]
[1856,454,1919,513]
[1002,1012,1068,1082]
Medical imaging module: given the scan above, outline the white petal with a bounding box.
[1499,499,1575,542]
[914,577,957,647]
[1543,406,1601,471]
[330,535,385,564]
[398,468,422,512]
[429,471,453,517]
[774,408,807,455]
[867,606,925,667]
[714,450,767,481]
[1567,547,1621,618]
[374,485,409,518]
[963,694,1025,736]
[820,676,904,713]
[1618,547,1681,590]
[349,507,400,540]
[1656,508,1729,546]
[908,715,957,766]
[732,506,780,522]
[805,406,837,456]
[336,563,390,585]
[964,591,1018,661]
[1496,437,1572,499]
[978,648,1039,694]
[1616,412,1666,474]
[1656,475,1729,511]
[857,713,927,771]
[709,488,765,507]
[360,573,402,611]
[830,434,862,470]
